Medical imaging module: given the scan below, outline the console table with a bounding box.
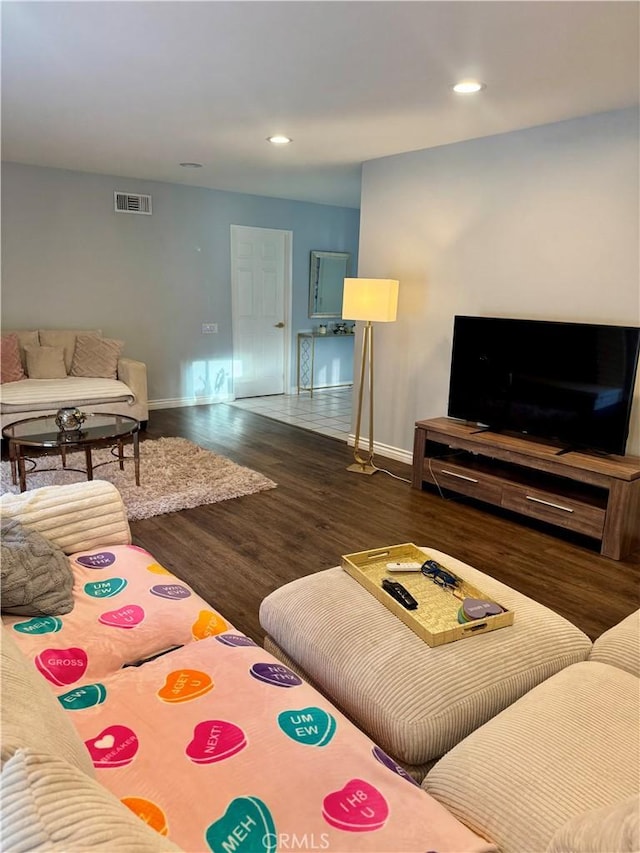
[296,332,353,397]
[412,417,640,560]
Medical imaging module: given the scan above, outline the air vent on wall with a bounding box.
[114,192,152,215]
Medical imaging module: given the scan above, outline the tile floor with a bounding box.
[228,386,352,440]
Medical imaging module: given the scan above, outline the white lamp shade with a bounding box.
[342,278,399,322]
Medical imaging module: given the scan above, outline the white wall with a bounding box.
[358,108,640,458]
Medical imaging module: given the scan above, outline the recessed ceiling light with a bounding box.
[179,162,203,168]
[452,80,485,94]
[267,135,292,145]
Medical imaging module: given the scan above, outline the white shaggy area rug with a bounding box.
[0,437,277,521]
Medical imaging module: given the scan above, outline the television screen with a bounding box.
[447,317,640,455]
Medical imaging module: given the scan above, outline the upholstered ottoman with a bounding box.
[260,547,593,780]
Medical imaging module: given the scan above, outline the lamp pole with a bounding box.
[347,320,376,474]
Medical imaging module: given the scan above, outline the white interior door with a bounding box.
[230,225,291,398]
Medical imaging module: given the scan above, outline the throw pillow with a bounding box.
[0,481,131,555]
[1,749,181,851]
[1,334,26,383]
[70,335,124,380]
[24,345,67,380]
[1,518,75,616]
[39,329,102,374]
[2,329,39,371]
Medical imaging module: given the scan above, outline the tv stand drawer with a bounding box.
[501,484,606,539]
[425,459,502,504]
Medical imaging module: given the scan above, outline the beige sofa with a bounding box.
[1,482,496,853]
[1,480,637,852]
[1,329,148,429]
[261,567,639,853]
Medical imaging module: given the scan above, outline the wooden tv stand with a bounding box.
[413,417,640,560]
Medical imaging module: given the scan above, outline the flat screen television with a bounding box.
[447,316,640,456]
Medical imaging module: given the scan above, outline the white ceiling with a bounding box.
[2,1,638,209]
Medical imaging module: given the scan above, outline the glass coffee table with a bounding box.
[2,413,140,493]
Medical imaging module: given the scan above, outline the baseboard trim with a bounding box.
[147,399,412,465]
[346,434,412,465]
[148,394,234,411]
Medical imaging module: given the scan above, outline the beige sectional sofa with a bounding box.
[1,482,496,853]
[1,329,148,428]
[1,481,637,852]
[261,566,639,852]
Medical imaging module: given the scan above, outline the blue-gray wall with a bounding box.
[1,162,360,403]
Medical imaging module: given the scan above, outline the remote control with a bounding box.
[386,561,423,571]
[381,578,419,610]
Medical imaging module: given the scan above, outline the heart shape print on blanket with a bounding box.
[84,577,128,599]
[322,779,389,832]
[121,798,169,836]
[249,663,302,688]
[372,746,420,786]
[98,604,145,629]
[58,683,107,711]
[150,584,192,600]
[13,616,63,635]
[192,610,229,639]
[215,634,257,648]
[75,552,116,569]
[157,669,214,703]
[206,797,276,853]
[186,720,247,764]
[278,707,336,747]
[35,647,88,686]
[85,724,139,768]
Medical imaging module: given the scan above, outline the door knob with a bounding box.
[274,322,285,328]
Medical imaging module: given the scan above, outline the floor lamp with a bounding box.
[342,278,399,474]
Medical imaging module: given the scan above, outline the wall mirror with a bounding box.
[309,250,351,318]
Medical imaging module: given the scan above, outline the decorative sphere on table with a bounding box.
[55,407,86,431]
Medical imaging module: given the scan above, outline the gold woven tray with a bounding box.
[341,543,514,647]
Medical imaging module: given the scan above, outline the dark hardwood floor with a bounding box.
[130,404,640,644]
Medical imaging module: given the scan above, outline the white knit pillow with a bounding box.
[0,481,131,554]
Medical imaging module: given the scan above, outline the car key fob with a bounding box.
[381,578,418,610]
